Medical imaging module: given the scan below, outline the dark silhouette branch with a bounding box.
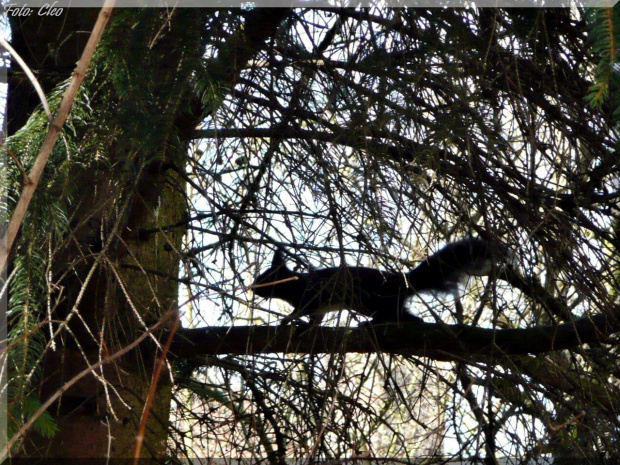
[166,307,620,363]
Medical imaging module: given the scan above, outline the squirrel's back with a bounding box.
[408,238,502,293]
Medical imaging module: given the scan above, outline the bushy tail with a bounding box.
[408,238,505,294]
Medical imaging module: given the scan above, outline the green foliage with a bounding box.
[585,7,620,124]
[92,9,208,164]
[9,393,58,440]
[4,10,210,453]
[3,77,98,449]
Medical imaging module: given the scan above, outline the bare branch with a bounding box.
[169,307,620,362]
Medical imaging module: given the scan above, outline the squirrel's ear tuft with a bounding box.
[273,249,286,267]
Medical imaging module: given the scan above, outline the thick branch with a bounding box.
[167,307,620,362]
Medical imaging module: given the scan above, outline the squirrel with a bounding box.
[251,238,506,325]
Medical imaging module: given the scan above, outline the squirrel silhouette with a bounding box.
[252,238,505,325]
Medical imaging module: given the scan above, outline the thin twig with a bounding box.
[0,38,52,121]
[2,144,30,184]
[132,309,179,463]
[2,313,171,457]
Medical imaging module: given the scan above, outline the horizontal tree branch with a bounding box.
[166,307,620,363]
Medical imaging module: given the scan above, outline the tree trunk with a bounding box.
[10,9,198,458]
[9,7,290,458]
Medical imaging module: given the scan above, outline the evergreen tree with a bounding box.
[4,6,620,462]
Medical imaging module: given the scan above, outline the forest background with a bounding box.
[2,5,620,463]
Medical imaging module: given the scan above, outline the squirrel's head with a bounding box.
[252,249,298,299]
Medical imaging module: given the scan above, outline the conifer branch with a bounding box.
[0,0,116,274]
